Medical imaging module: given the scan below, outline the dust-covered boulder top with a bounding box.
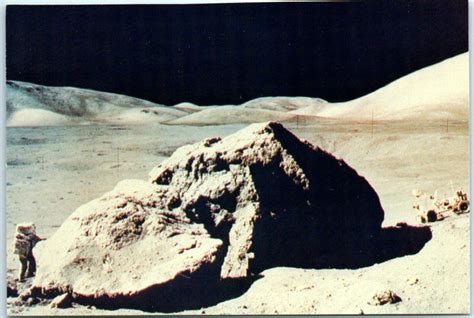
[31,122,384,312]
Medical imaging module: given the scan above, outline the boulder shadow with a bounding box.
[313,222,433,269]
[249,222,432,271]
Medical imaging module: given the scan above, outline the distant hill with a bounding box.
[6,81,186,126]
[167,97,327,125]
[303,52,469,121]
[166,106,295,126]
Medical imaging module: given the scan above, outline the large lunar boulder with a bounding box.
[31,122,384,311]
[149,122,384,276]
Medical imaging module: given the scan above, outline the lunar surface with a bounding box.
[6,53,469,315]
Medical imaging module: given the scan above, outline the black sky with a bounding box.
[6,1,468,106]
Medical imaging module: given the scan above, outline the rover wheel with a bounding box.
[426,209,438,222]
[457,200,470,214]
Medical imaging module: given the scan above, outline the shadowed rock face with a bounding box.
[31,122,386,312]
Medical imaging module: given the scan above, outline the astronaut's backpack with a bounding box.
[13,223,36,257]
[13,238,30,257]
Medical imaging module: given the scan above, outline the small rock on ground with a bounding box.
[369,290,402,306]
